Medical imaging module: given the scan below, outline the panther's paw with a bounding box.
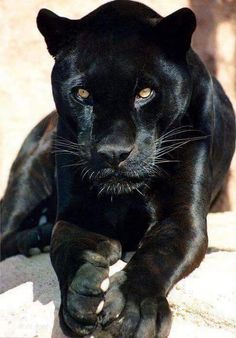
[0,223,52,260]
[17,224,52,256]
[101,271,172,338]
[60,240,121,337]
[61,259,109,336]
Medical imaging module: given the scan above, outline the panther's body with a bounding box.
[1,1,235,337]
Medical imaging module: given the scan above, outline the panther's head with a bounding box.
[37,1,196,195]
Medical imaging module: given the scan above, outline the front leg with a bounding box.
[102,144,210,337]
[50,220,121,337]
[102,215,207,338]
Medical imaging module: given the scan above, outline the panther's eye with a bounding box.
[137,88,153,99]
[76,88,90,99]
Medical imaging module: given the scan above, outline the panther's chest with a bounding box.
[103,194,155,251]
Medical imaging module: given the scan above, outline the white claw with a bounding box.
[96,300,105,314]
[100,278,110,292]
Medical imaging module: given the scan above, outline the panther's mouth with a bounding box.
[95,180,144,195]
[92,172,145,195]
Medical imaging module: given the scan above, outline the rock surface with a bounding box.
[0,212,235,338]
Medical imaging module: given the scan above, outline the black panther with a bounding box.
[1,1,235,337]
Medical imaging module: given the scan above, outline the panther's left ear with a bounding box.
[155,8,196,56]
[37,9,79,57]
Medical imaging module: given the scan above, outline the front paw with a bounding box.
[101,272,172,338]
[60,252,111,337]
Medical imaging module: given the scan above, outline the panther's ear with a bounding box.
[156,8,196,56]
[37,9,78,57]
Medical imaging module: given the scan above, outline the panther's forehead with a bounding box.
[57,32,159,97]
[74,29,157,73]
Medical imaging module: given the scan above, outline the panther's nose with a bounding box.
[97,145,133,167]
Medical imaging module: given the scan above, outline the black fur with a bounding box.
[1,1,235,337]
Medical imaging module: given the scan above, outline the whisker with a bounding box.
[62,160,87,168]
[154,159,180,164]
[157,125,194,141]
[156,125,206,145]
[159,136,204,144]
[81,166,88,176]
[51,149,79,156]
[53,141,77,148]
[135,187,145,197]
[98,185,106,197]
[155,136,207,158]
[53,135,78,144]
[82,168,91,181]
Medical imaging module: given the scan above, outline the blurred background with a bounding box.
[0,0,235,210]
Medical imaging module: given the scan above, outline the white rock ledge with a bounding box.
[0,212,235,338]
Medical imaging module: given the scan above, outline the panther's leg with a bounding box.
[1,113,56,260]
[101,143,210,338]
[1,216,54,259]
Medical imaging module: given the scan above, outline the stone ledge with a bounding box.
[0,212,235,337]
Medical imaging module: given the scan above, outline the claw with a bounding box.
[96,300,105,314]
[101,278,110,292]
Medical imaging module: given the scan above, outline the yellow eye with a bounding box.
[77,88,90,99]
[138,88,153,99]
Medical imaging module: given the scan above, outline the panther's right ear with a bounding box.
[37,9,78,57]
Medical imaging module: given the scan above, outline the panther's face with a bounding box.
[37,1,196,195]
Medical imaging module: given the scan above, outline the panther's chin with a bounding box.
[93,176,144,196]
[96,181,144,195]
